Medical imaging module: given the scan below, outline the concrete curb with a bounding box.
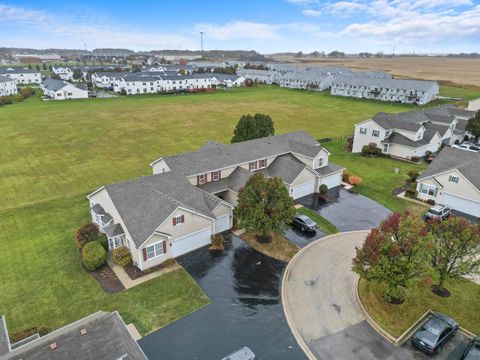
[281,230,370,360]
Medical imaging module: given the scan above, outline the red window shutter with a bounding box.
[181,215,185,223]
[162,241,167,253]
[218,170,221,179]
[196,175,200,185]
[173,217,176,226]
[142,248,147,261]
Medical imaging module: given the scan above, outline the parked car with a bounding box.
[292,214,317,232]
[453,144,480,152]
[425,204,451,221]
[221,347,255,360]
[411,313,458,354]
[460,337,480,360]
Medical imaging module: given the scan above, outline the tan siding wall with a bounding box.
[212,203,232,218]
[389,144,420,159]
[223,191,238,206]
[290,153,314,168]
[395,129,420,141]
[416,178,440,201]
[352,120,385,153]
[436,171,480,201]
[139,234,172,269]
[291,168,318,187]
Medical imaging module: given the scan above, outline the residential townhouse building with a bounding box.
[0,67,41,84]
[210,74,246,88]
[279,71,334,91]
[351,105,472,159]
[113,75,162,94]
[88,131,344,271]
[0,77,17,96]
[91,71,132,88]
[113,74,215,94]
[52,66,74,81]
[331,76,439,104]
[417,147,480,218]
[41,79,89,100]
[237,69,280,84]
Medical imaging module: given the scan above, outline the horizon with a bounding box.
[1,0,479,54]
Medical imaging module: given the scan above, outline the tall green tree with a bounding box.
[466,111,480,141]
[352,212,432,303]
[428,217,480,295]
[231,113,275,143]
[237,173,295,242]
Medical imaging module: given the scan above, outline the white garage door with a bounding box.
[321,173,342,189]
[291,180,315,200]
[172,228,212,257]
[215,215,230,234]
[442,193,480,217]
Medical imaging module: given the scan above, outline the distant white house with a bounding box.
[210,74,246,88]
[0,67,41,84]
[52,66,74,81]
[41,79,88,100]
[0,77,17,96]
[331,76,439,105]
[237,69,280,84]
[91,71,131,88]
[351,105,475,160]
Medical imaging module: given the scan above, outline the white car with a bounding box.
[452,144,480,153]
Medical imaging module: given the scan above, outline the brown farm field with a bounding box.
[272,56,480,88]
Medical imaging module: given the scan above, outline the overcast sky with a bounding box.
[1,0,479,54]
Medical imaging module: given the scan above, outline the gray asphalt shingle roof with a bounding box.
[0,76,15,83]
[333,76,438,91]
[105,172,221,247]
[0,67,40,75]
[418,147,480,189]
[372,111,426,132]
[382,132,428,148]
[103,223,124,238]
[90,203,105,215]
[160,131,322,177]
[315,162,344,175]
[265,153,307,184]
[3,312,147,360]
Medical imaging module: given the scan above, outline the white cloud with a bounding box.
[302,9,322,17]
[194,21,279,40]
[0,4,196,50]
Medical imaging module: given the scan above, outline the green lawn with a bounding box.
[359,278,480,337]
[297,206,339,234]
[1,84,478,337]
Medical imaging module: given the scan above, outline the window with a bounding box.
[372,130,380,137]
[173,215,185,226]
[258,159,267,169]
[383,144,389,153]
[249,161,257,171]
[448,175,459,183]
[197,174,206,185]
[211,170,220,181]
[385,130,391,137]
[145,241,165,260]
[420,184,437,197]
[318,157,325,167]
[359,127,367,135]
[417,132,422,140]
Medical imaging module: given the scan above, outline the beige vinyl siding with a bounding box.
[290,168,318,187]
[151,159,171,174]
[416,178,440,201]
[139,233,173,269]
[223,191,239,206]
[436,171,480,201]
[290,153,315,168]
[352,120,385,153]
[212,203,232,218]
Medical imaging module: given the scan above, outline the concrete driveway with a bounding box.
[282,231,414,360]
[296,187,391,231]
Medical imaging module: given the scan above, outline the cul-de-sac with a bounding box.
[1,2,480,359]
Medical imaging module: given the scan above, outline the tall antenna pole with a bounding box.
[200,32,204,52]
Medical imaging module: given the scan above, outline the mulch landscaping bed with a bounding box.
[87,263,125,293]
[124,260,176,280]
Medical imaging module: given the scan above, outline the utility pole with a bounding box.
[200,32,204,52]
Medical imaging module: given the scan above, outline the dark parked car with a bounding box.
[461,337,480,360]
[411,313,458,354]
[425,204,451,221]
[292,214,317,232]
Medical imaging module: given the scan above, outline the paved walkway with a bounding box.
[282,231,413,360]
[107,257,180,289]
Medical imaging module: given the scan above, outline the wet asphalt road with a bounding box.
[296,187,391,231]
[139,235,306,360]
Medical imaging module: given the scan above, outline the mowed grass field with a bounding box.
[0,85,479,336]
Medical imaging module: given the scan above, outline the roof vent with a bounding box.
[50,342,57,350]
[80,328,87,336]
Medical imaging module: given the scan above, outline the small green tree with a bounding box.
[428,217,480,296]
[42,63,47,70]
[353,212,432,303]
[231,113,275,143]
[466,111,480,141]
[237,173,295,242]
[82,241,106,271]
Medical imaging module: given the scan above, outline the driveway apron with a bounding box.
[139,235,306,360]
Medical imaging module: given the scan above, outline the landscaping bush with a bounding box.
[209,234,225,251]
[319,184,328,194]
[82,241,106,271]
[410,156,420,162]
[112,246,132,267]
[19,87,35,99]
[425,151,432,157]
[342,169,353,183]
[348,175,363,186]
[405,183,418,199]
[14,94,24,102]
[75,223,100,249]
[120,89,127,96]
[407,170,419,182]
[361,142,381,156]
[98,234,108,251]
[0,96,14,106]
[426,199,435,205]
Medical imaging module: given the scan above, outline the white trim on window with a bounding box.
[420,183,438,197]
[145,241,165,260]
[359,127,367,135]
[372,129,380,137]
[448,175,459,184]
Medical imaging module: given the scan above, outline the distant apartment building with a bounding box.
[237,69,280,84]
[0,67,41,84]
[52,66,74,81]
[279,72,334,91]
[331,76,439,104]
[0,77,17,97]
